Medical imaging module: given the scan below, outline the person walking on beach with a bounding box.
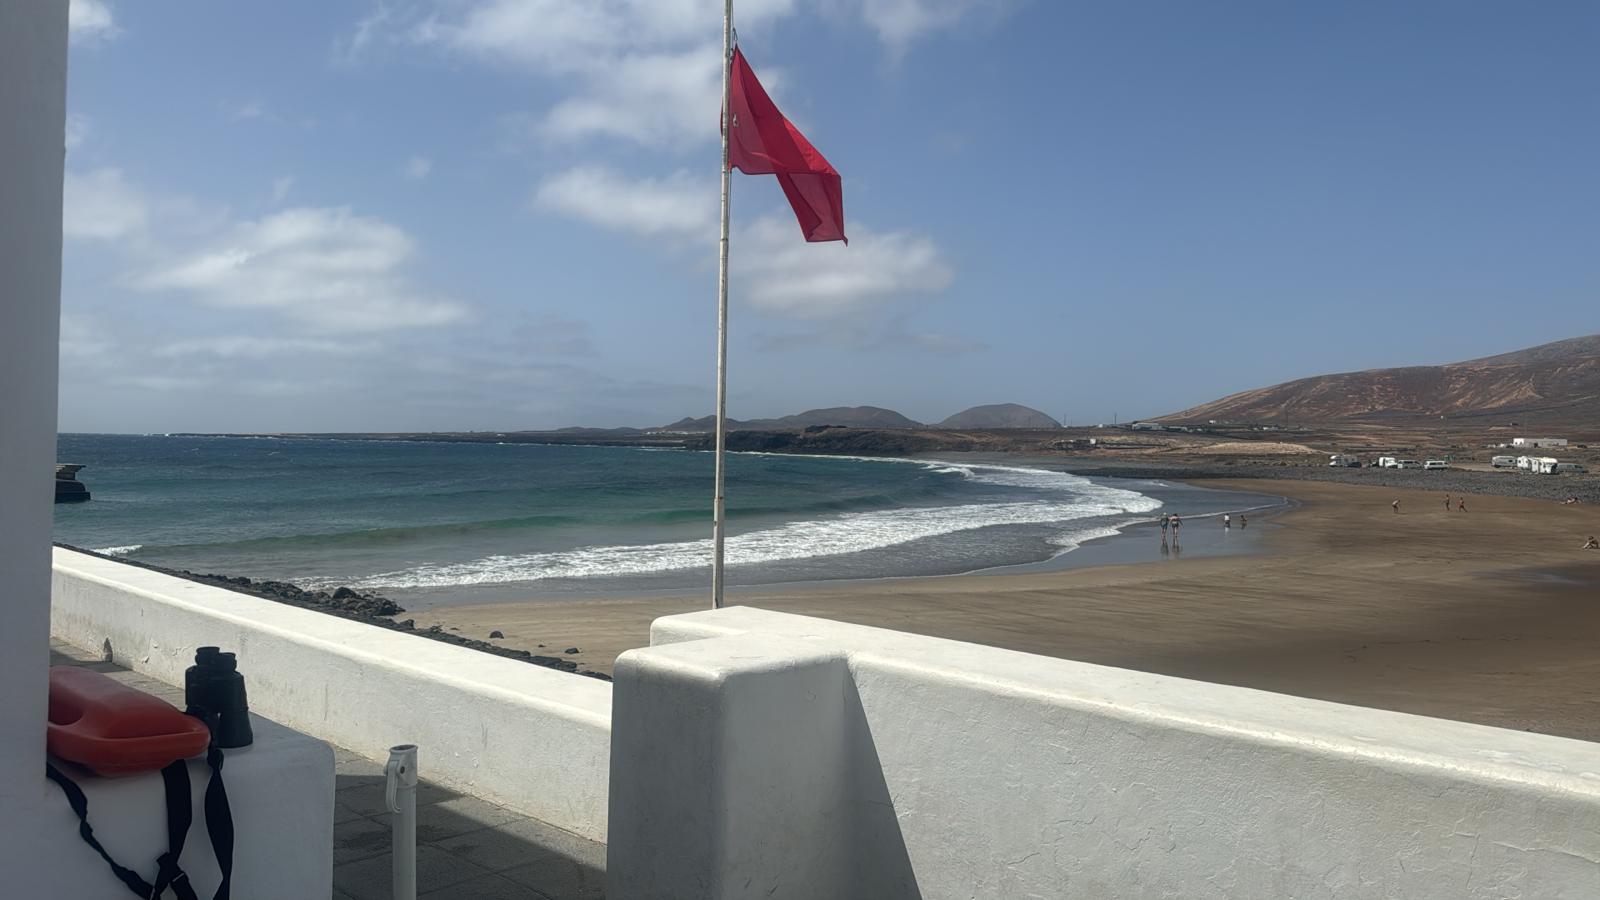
[1171,514,1182,539]
[1222,513,1231,528]
[1160,514,1169,539]
[1458,497,1468,512]
[1239,514,1248,528]
[1444,494,1451,510]
[1392,499,1400,514]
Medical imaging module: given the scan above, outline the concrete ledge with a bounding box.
[628,606,1600,899]
[51,548,612,841]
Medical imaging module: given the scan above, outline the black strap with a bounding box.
[45,762,156,898]
[46,752,232,899]
[155,761,200,900]
[201,745,234,900]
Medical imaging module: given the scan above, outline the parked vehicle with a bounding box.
[1377,456,1399,469]
[1328,454,1360,467]
[1491,455,1517,468]
[1423,460,1449,470]
[1552,462,1589,474]
[1394,460,1423,470]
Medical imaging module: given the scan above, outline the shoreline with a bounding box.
[386,473,1290,610]
[420,477,1600,741]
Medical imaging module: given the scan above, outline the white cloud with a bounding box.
[63,168,149,241]
[69,0,119,45]
[736,216,952,318]
[134,207,468,332]
[351,1,800,149]
[533,166,952,319]
[65,114,92,152]
[228,100,267,122]
[855,0,1008,52]
[155,336,377,359]
[534,166,716,237]
[351,1,1017,147]
[403,156,434,180]
[271,176,296,203]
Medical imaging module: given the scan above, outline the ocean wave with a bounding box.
[362,480,1161,589]
[93,544,142,556]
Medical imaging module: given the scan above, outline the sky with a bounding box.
[59,0,1600,432]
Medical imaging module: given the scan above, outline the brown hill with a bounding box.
[939,403,1060,429]
[1161,334,1600,426]
[662,406,922,432]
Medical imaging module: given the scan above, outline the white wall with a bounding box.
[612,607,1600,899]
[0,0,69,882]
[52,549,614,840]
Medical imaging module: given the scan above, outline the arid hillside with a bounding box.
[1161,334,1600,425]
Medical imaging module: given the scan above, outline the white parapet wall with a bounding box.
[611,606,1600,900]
[52,548,613,841]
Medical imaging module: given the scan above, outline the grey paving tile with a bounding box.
[417,795,529,844]
[501,858,606,900]
[418,871,552,900]
[339,779,459,815]
[435,815,604,875]
[335,845,489,900]
[333,815,393,865]
[334,797,370,825]
[334,747,388,778]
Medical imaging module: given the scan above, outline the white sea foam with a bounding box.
[363,462,1160,589]
[93,544,142,556]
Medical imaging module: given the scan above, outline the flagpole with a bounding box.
[711,0,733,609]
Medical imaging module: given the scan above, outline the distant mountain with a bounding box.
[659,406,921,432]
[1160,333,1600,425]
[770,406,923,428]
[939,403,1060,429]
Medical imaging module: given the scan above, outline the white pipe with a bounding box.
[385,743,418,900]
[711,0,734,609]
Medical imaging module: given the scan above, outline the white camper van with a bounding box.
[1491,455,1517,468]
[1328,455,1359,467]
[1377,456,1399,469]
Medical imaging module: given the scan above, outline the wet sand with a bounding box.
[421,480,1600,742]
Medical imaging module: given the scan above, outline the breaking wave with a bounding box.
[362,462,1159,589]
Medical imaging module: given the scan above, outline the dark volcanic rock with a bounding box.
[54,545,613,681]
[489,630,504,639]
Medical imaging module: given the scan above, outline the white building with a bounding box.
[1512,437,1568,448]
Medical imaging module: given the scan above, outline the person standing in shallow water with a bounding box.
[1160,514,1169,540]
[1171,514,1182,540]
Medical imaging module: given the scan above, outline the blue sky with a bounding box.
[60,0,1600,432]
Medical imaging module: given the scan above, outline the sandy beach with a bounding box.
[422,479,1600,742]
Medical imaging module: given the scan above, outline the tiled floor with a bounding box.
[49,640,606,900]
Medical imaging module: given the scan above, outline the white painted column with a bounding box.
[607,635,857,899]
[0,0,69,881]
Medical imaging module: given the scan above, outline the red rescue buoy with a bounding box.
[47,666,211,776]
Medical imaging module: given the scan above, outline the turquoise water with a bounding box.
[53,435,1267,605]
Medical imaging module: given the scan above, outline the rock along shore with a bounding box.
[53,543,611,681]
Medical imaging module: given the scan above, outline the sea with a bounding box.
[53,434,1285,609]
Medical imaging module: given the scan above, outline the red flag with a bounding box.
[728,48,846,244]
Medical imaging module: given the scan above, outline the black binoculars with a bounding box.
[185,646,254,749]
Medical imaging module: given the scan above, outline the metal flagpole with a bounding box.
[712,0,734,609]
